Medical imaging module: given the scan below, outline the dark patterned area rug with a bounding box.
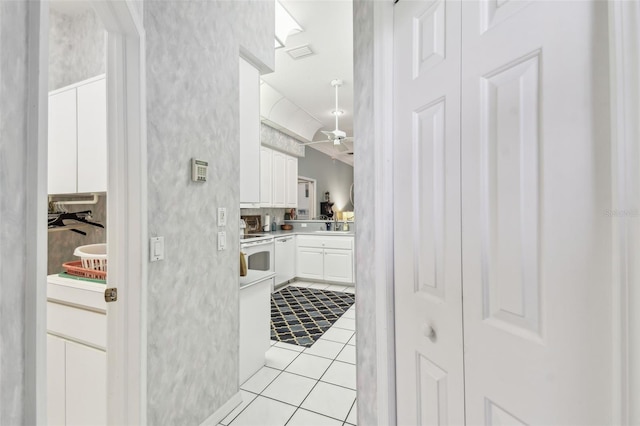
[270,286,355,347]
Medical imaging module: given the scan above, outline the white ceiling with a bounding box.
[261,0,354,166]
[49,1,93,15]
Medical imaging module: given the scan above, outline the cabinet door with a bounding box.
[47,334,66,426]
[272,150,286,207]
[239,58,261,204]
[260,147,273,207]
[77,78,107,193]
[297,247,324,280]
[324,249,353,283]
[285,155,298,208]
[48,89,78,194]
[65,341,107,426]
[260,147,273,206]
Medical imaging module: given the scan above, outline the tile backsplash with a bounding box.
[241,207,289,228]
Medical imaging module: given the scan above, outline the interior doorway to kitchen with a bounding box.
[297,177,316,220]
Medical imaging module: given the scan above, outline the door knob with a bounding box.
[423,323,437,342]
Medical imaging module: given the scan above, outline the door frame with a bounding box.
[26,0,147,423]
[298,175,317,219]
[608,2,640,423]
[354,0,396,424]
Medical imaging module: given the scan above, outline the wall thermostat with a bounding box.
[191,159,208,182]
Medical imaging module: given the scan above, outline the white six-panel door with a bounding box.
[394,0,612,423]
[460,1,612,423]
[393,1,465,424]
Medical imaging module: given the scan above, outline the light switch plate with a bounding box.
[218,207,227,227]
[150,237,164,262]
[217,231,226,251]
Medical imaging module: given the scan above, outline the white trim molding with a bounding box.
[608,2,640,424]
[372,1,396,425]
[199,392,242,426]
[93,1,148,424]
[25,1,49,424]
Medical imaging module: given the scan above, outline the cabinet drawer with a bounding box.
[47,302,107,349]
[297,235,353,250]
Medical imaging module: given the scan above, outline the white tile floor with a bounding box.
[221,281,357,426]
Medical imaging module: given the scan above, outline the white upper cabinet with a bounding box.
[272,150,286,207]
[48,75,107,195]
[77,78,107,193]
[48,89,78,195]
[260,146,273,207]
[260,146,298,208]
[285,155,298,208]
[239,58,261,206]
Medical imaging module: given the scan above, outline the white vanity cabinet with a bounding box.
[47,275,107,426]
[48,75,107,195]
[296,235,354,284]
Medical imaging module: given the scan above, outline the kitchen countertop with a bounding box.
[244,229,355,239]
[47,273,107,311]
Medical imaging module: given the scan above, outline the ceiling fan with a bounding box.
[302,79,352,153]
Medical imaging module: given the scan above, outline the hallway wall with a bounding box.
[353,1,395,425]
[0,1,29,423]
[144,1,274,423]
[353,1,379,425]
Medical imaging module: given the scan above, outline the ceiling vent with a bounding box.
[286,44,314,60]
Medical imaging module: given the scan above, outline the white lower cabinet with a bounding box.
[65,340,107,425]
[47,332,107,426]
[296,235,354,284]
[323,249,354,283]
[297,247,324,281]
[239,276,273,383]
[47,334,66,426]
[47,276,107,426]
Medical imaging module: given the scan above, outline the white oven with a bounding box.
[240,235,274,274]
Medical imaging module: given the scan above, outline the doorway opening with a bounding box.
[297,177,316,220]
[30,0,147,424]
[46,4,109,424]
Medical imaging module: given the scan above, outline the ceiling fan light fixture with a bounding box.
[275,1,303,49]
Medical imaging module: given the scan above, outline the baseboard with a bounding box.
[199,392,243,426]
[290,277,355,287]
